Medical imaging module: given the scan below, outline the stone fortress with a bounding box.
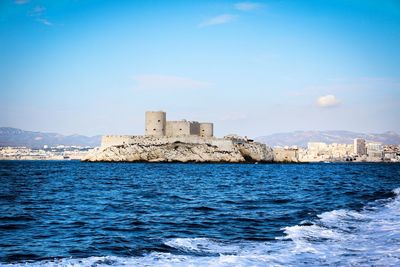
[100,111,218,149]
[85,111,274,163]
[145,111,213,138]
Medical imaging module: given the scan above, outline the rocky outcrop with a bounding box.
[83,137,273,163]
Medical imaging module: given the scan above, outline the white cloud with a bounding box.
[198,14,237,28]
[132,74,211,90]
[26,5,53,26]
[234,2,262,11]
[36,18,53,26]
[316,95,340,108]
[14,0,30,4]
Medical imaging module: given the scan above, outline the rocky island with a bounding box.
[83,111,273,163]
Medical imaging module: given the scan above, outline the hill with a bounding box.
[0,127,101,148]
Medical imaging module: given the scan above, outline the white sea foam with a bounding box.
[164,237,242,254]
[5,188,400,266]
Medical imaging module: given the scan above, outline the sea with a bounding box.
[0,161,400,266]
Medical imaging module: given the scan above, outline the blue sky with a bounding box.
[0,0,399,137]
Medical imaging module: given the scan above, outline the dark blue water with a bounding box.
[1,161,400,266]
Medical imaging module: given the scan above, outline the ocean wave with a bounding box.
[4,188,400,266]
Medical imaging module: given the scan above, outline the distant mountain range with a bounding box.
[255,130,400,147]
[0,127,101,148]
[1,127,399,149]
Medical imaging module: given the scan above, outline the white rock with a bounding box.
[83,137,273,163]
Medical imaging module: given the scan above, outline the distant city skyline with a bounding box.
[1,0,399,137]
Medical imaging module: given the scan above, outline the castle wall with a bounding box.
[199,123,213,138]
[273,148,298,162]
[190,122,200,136]
[101,135,144,149]
[166,121,201,137]
[166,121,190,137]
[145,111,166,137]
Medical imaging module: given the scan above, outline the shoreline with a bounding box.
[1,159,399,164]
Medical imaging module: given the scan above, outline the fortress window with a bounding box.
[158,120,160,122]
[153,129,156,131]
[179,128,182,131]
[202,129,205,132]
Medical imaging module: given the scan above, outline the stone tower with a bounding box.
[145,111,166,137]
[199,123,213,138]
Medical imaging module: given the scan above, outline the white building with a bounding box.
[366,142,383,159]
[307,142,329,153]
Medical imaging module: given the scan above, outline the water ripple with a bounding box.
[0,161,399,266]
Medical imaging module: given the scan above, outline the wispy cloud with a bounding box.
[14,0,30,5]
[27,5,53,26]
[133,74,211,90]
[234,2,262,11]
[198,14,237,28]
[36,18,53,26]
[316,95,340,108]
[29,6,46,16]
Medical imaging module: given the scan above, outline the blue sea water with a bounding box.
[0,161,400,266]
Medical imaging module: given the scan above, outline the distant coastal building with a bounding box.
[299,142,353,162]
[308,142,329,154]
[354,138,366,156]
[366,142,383,159]
[293,138,398,162]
